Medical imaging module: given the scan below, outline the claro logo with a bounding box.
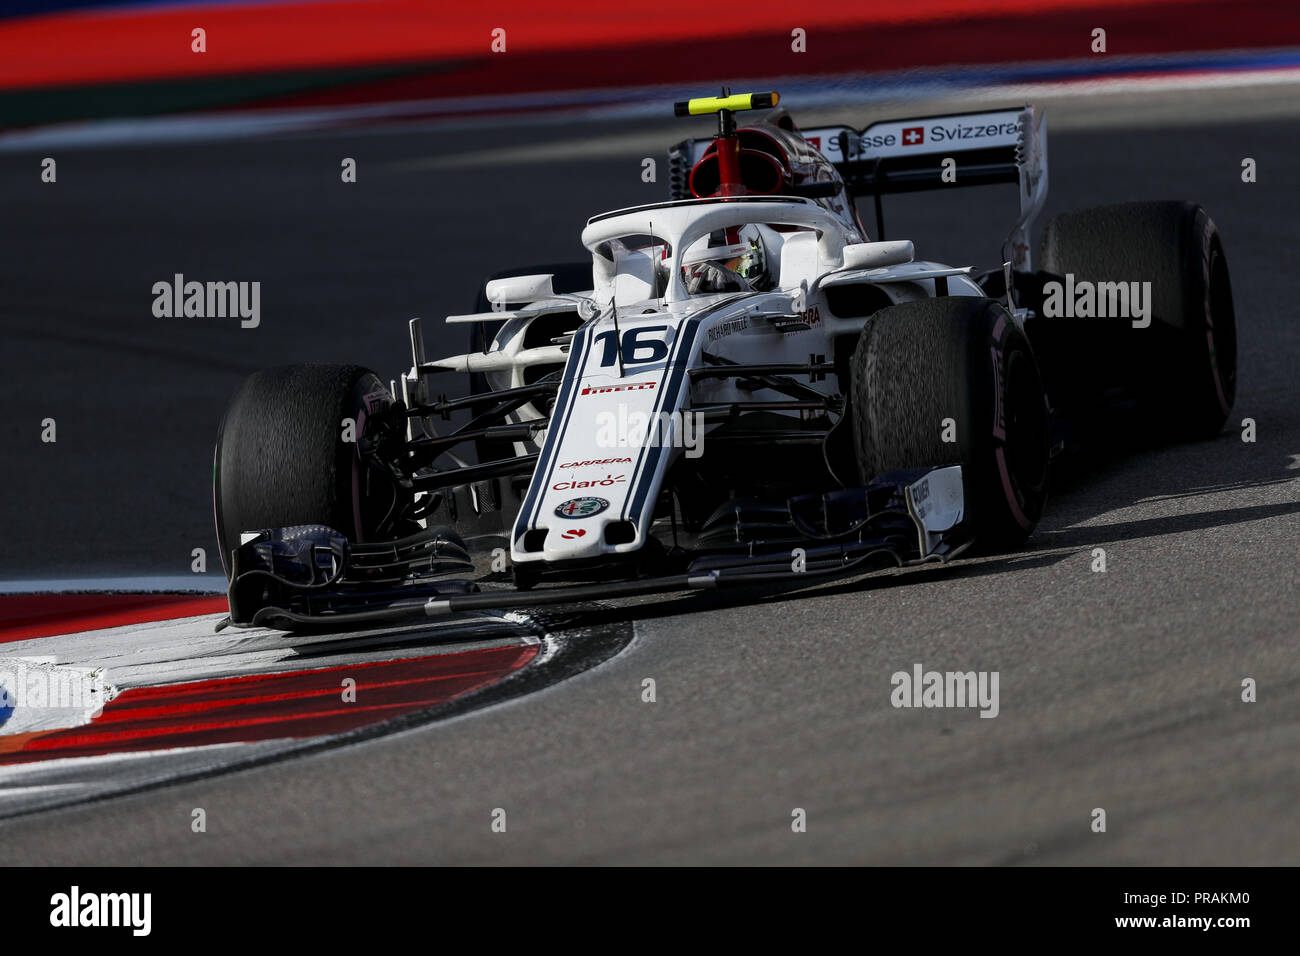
[553,474,627,491]
[580,381,656,396]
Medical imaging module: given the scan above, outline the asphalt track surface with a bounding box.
[0,87,1297,863]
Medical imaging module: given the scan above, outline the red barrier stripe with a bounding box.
[0,643,538,763]
[0,594,229,643]
[1,0,1290,92]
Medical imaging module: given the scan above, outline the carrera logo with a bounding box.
[558,457,632,468]
[800,305,821,327]
[553,474,627,491]
[902,126,924,146]
[580,381,657,396]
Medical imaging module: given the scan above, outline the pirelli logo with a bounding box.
[580,381,657,396]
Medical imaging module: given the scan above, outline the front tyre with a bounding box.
[213,364,403,576]
[850,296,1050,550]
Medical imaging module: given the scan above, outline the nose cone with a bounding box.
[541,521,606,560]
[541,494,611,560]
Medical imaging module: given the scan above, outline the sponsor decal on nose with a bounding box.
[552,475,626,491]
[554,497,610,518]
[580,381,657,396]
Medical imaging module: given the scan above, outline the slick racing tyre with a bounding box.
[1038,200,1236,440]
[850,296,1050,550]
[213,364,403,576]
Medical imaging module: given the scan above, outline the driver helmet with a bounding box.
[680,225,770,294]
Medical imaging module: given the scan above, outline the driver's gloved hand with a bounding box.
[686,262,747,295]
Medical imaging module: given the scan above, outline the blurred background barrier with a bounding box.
[3,0,1300,129]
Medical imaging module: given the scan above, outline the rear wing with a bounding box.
[803,106,1047,269]
[669,105,1048,270]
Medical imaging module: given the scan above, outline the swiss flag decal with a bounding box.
[902,127,925,146]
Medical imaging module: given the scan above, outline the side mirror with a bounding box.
[484,273,556,307]
[842,241,914,270]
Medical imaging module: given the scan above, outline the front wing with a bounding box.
[217,465,969,631]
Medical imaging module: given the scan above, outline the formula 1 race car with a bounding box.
[213,90,1236,629]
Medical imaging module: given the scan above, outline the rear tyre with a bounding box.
[1038,200,1236,440]
[213,364,402,576]
[850,296,1050,550]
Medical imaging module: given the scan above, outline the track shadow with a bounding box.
[534,431,1299,631]
[1044,428,1296,522]
[528,548,1069,632]
[1036,499,1300,549]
